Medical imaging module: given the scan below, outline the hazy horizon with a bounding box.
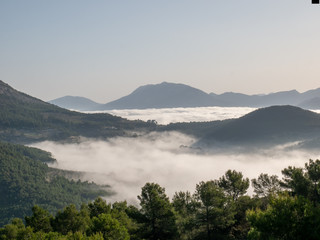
[2,1,320,102]
[85,107,320,125]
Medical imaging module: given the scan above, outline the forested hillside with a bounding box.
[1,159,320,239]
[0,142,109,226]
[196,105,320,149]
[0,80,155,144]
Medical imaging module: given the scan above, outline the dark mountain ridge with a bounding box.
[50,82,320,110]
[101,82,226,109]
[196,105,320,149]
[2,80,320,150]
[0,80,153,144]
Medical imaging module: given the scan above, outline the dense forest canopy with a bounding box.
[1,159,320,239]
[0,142,109,226]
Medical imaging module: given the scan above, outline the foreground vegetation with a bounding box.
[0,142,109,226]
[2,159,320,240]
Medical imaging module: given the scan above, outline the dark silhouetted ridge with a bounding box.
[0,80,152,143]
[101,82,224,109]
[200,105,320,147]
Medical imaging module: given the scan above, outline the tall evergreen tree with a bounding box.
[218,170,249,201]
[137,182,177,240]
[195,181,235,240]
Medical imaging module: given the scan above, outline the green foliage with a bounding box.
[91,214,129,240]
[230,196,260,239]
[194,181,236,240]
[52,204,90,235]
[3,158,320,239]
[247,159,320,239]
[137,182,178,240]
[281,166,311,198]
[25,206,53,233]
[252,173,281,198]
[218,170,250,201]
[0,142,108,226]
[0,81,155,143]
[281,159,320,203]
[88,198,111,218]
[88,198,137,239]
[247,193,320,240]
[172,191,199,239]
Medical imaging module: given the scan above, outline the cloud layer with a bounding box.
[32,132,320,205]
[85,106,257,124]
[84,107,320,125]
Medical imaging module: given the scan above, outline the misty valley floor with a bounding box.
[84,106,320,124]
[31,131,320,204]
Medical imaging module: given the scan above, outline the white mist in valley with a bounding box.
[32,107,320,204]
[84,107,320,125]
[32,132,320,205]
[84,106,257,124]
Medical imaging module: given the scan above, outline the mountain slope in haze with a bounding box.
[101,82,225,110]
[298,97,320,110]
[0,80,153,143]
[196,105,320,149]
[100,83,320,110]
[210,89,320,108]
[213,90,301,107]
[0,141,108,226]
[49,96,103,111]
[51,82,320,111]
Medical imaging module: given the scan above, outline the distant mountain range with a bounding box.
[49,96,103,111]
[2,79,320,149]
[49,82,320,110]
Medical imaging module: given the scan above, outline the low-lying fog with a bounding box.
[85,107,320,125]
[32,107,320,204]
[85,106,256,124]
[32,132,320,205]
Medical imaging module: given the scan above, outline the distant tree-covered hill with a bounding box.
[49,96,103,111]
[0,141,109,226]
[0,80,155,144]
[157,105,320,150]
[195,105,320,149]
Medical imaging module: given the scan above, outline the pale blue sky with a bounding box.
[1,1,320,103]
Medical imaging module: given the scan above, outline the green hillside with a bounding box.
[196,105,320,149]
[0,141,109,226]
[0,80,154,144]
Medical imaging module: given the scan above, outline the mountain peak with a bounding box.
[0,80,49,106]
[102,82,217,109]
[0,80,14,95]
[200,105,320,147]
[49,96,102,111]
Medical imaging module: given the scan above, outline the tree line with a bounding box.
[0,142,109,226]
[2,159,320,240]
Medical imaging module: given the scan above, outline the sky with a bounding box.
[1,0,320,103]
